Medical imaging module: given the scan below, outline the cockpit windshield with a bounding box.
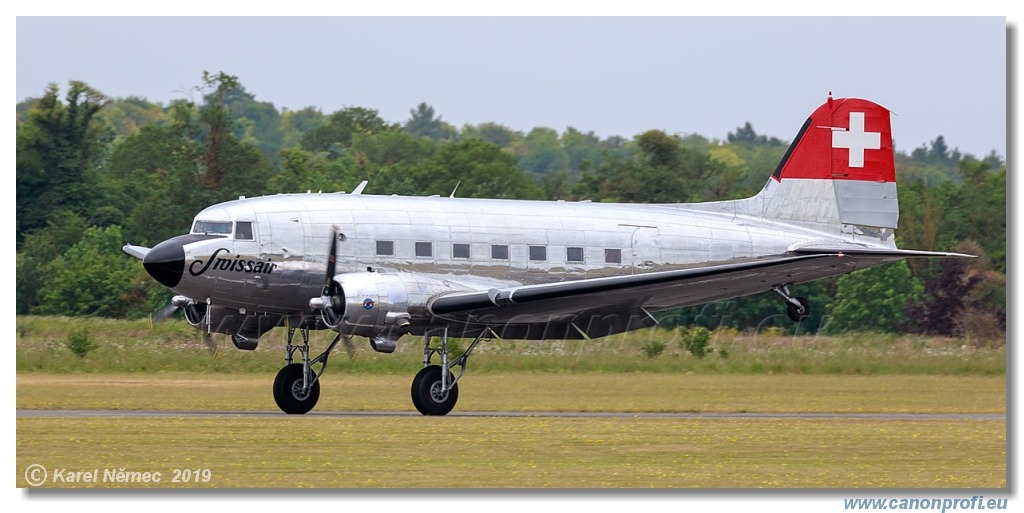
[192,220,232,235]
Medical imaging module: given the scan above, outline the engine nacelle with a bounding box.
[321,272,474,353]
[173,295,279,350]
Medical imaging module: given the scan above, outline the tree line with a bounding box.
[15,72,1007,341]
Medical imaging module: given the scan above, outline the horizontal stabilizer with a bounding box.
[122,244,151,260]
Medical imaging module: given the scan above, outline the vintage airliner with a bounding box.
[124,96,966,415]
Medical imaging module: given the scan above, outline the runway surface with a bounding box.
[16,409,1006,420]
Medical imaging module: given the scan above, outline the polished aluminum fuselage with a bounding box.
[170,192,855,316]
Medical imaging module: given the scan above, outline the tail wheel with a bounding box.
[411,365,459,416]
[273,363,321,414]
[787,296,810,323]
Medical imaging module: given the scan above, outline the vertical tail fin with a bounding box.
[751,96,899,245]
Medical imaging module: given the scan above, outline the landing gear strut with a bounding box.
[410,327,492,415]
[773,284,810,323]
[272,323,341,414]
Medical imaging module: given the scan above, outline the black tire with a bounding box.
[411,365,459,416]
[273,363,320,414]
[787,296,810,323]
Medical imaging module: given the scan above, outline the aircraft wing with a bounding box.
[426,253,857,339]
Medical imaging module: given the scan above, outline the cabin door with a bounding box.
[624,225,661,274]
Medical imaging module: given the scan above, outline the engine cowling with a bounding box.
[173,295,279,350]
[312,272,474,353]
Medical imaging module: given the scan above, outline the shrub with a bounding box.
[66,326,97,358]
[681,326,711,358]
[640,340,666,359]
[955,308,1005,348]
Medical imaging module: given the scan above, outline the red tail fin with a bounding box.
[691,97,900,244]
[772,97,895,183]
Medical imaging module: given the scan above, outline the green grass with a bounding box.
[15,316,1006,490]
[16,416,1006,488]
[15,373,1006,414]
[15,316,1007,376]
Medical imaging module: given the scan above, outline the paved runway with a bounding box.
[16,409,1006,420]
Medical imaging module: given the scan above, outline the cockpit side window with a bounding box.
[193,220,232,235]
[235,222,254,240]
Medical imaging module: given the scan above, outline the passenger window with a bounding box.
[529,245,547,261]
[376,241,394,256]
[566,247,584,263]
[491,245,509,260]
[235,222,254,240]
[453,243,470,259]
[605,248,622,264]
[415,242,433,257]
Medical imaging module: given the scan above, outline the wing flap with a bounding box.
[428,254,855,324]
[789,240,975,259]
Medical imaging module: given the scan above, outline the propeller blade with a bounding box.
[154,303,179,322]
[203,332,218,355]
[321,230,338,297]
[342,336,356,360]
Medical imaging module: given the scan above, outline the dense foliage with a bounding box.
[15,73,1006,339]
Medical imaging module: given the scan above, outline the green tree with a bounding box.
[101,73,273,244]
[103,123,211,245]
[99,96,167,138]
[270,146,354,194]
[16,211,89,314]
[573,130,723,203]
[411,139,541,199]
[17,81,110,243]
[34,226,147,318]
[196,71,241,189]
[953,159,1005,271]
[352,127,436,170]
[727,122,785,146]
[301,106,395,154]
[351,128,438,194]
[279,106,325,149]
[560,127,604,172]
[825,261,923,334]
[705,146,749,200]
[404,102,456,141]
[517,127,569,175]
[462,122,518,148]
[221,83,284,157]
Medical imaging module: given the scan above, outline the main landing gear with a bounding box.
[272,323,342,414]
[773,284,810,323]
[271,323,491,416]
[411,327,492,415]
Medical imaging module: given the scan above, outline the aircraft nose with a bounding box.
[143,238,186,288]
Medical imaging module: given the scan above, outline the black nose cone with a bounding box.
[144,238,186,288]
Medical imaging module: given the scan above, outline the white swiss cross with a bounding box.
[832,112,881,168]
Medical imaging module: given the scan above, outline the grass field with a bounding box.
[15,373,1006,413]
[15,316,1008,489]
[16,372,1007,488]
[16,415,1005,488]
[15,316,1007,376]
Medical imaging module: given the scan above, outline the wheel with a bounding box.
[411,365,459,416]
[273,363,320,414]
[786,296,810,323]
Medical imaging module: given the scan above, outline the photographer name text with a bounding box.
[24,464,212,486]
